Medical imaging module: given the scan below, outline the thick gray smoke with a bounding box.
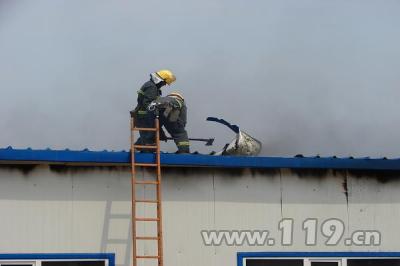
[0,0,400,157]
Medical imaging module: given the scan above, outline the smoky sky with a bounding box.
[0,0,399,157]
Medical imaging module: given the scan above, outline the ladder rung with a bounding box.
[133,127,157,132]
[135,236,159,240]
[136,256,160,259]
[134,163,158,167]
[133,145,158,149]
[135,180,159,185]
[135,217,159,221]
[135,199,159,203]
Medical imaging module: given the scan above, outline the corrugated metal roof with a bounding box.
[0,147,399,171]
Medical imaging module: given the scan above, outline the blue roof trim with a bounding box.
[1,147,400,171]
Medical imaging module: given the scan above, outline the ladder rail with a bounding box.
[155,118,163,266]
[130,118,137,266]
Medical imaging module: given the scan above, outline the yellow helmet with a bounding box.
[156,69,176,85]
[168,92,184,101]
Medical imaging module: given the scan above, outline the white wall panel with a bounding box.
[0,165,398,266]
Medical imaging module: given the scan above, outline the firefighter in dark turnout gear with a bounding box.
[130,70,176,146]
[148,92,190,153]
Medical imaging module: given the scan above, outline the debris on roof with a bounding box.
[207,117,262,156]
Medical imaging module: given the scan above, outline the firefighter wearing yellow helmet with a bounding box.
[156,70,176,85]
[130,70,176,148]
[147,92,190,153]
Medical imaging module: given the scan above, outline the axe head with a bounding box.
[205,138,215,146]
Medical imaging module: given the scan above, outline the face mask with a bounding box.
[150,73,164,85]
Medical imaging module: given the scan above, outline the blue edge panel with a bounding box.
[237,252,400,266]
[0,253,114,266]
[1,147,400,171]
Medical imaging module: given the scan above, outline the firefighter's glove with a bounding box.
[147,102,159,111]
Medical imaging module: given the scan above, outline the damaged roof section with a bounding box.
[0,147,400,171]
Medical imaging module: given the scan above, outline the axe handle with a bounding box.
[166,137,212,142]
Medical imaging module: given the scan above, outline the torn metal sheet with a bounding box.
[207,117,262,156]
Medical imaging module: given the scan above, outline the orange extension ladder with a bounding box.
[130,117,163,266]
